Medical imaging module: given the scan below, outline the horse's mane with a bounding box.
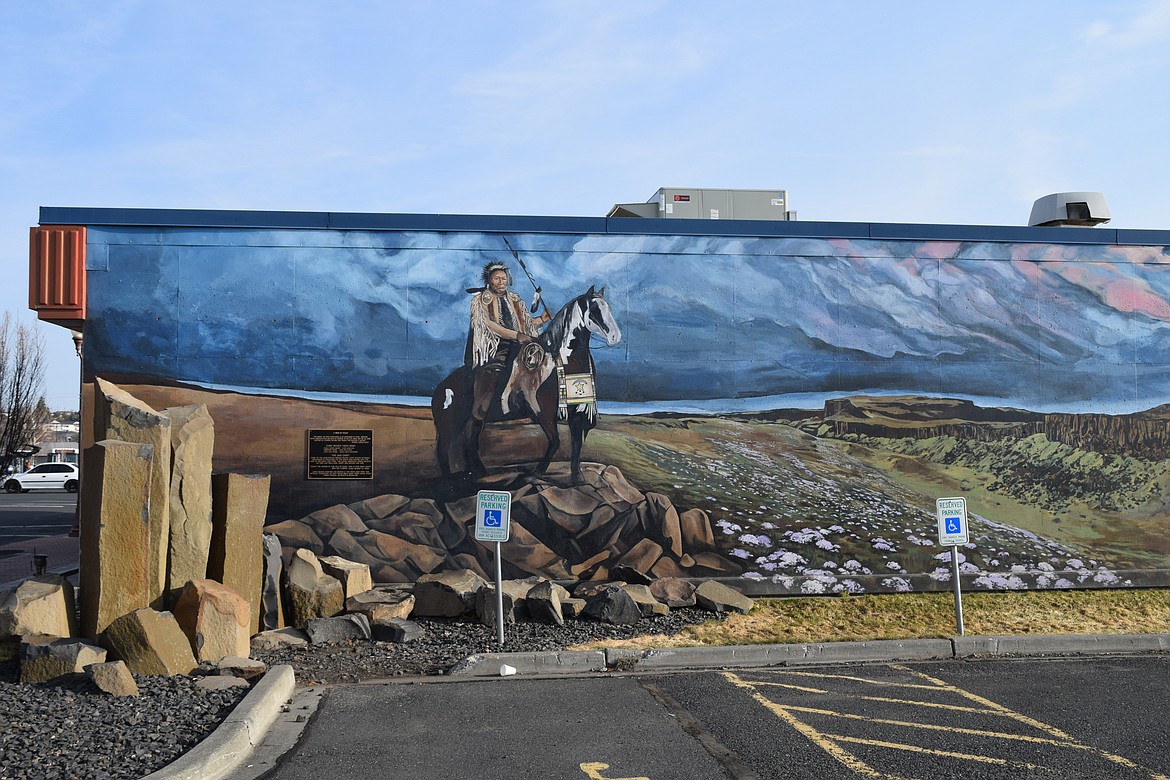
[539,291,589,351]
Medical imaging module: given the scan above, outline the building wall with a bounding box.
[71,215,1170,592]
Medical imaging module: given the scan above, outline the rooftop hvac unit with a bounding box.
[608,188,793,221]
[1028,192,1111,227]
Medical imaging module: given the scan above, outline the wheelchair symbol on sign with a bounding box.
[946,516,961,534]
[483,509,503,528]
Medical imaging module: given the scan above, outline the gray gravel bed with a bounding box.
[252,608,722,684]
[0,662,247,780]
[0,608,720,778]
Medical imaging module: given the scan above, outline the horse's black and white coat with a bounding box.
[431,286,621,485]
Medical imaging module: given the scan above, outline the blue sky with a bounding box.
[3,0,1170,408]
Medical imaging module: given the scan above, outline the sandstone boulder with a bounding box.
[694,581,754,615]
[79,439,154,639]
[283,549,344,628]
[216,655,267,681]
[103,608,197,676]
[475,587,518,627]
[0,575,78,640]
[172,579,251,663]
[164,403,215,605]
[20,635,107,683]
[412,569,487,617]
[85,660,138,696]
[94,378,172,609]
[649,578,697,608]
[209,473,270,635]
[621,584,670,617]
[526,580,564,626]
[345,590,415,622]
[319,556,374,600]
[251,627,309,652]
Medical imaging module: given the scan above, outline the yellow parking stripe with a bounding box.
[889,666,1075,741]
[780,705,1093,749]
[827,734,1047,771]
[725,669,1170,780]
[893,666,1170,780]
[725,672,910,780]
[754,670,955,692]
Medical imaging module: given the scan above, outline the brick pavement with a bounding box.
[0,533,80,590]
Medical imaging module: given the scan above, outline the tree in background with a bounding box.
[0,313,47,474]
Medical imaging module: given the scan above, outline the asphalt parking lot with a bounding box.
[252,655,1170,780]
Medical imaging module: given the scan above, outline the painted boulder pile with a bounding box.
[266,464,744,585]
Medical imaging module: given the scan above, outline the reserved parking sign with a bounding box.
[936,496,969,546]
[475,490,511,543]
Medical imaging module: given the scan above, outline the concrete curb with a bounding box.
[455,633,1170,676]
[953,632,1170,657]
[448,650,608,677]
[605,638,956,671]
[143,664,296,780]
[199,634,1170,687]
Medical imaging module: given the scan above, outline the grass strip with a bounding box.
[569,589,1170,650]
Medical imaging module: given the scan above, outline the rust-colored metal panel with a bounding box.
[29,225,86,326]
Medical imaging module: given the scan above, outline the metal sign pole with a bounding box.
[951,545,965,636]
[474,489,512,650]
[936,496,969,638]
[495,540,504,648]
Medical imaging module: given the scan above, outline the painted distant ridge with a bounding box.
[815,396,1170,458]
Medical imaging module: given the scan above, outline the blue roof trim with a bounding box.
[38,206,1170,246]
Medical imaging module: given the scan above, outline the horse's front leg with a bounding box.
[568,410,591,485]
[464,367,498,477]
[533,407,560,476]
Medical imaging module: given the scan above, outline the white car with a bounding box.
[4,462,80,493]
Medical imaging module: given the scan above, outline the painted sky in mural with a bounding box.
[84,228,1170,414]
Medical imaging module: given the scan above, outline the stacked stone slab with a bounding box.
[165,403,215,606]
[208,472,270,635]
[93,378,172,609]
[80,440,154,639]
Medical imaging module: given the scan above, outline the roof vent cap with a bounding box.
[1028,192,1111,227]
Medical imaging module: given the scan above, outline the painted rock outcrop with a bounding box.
[267,464,742,584]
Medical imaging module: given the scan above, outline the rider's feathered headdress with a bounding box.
[481,261,509,285]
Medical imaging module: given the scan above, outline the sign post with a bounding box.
[936,497,969,636]
[475,490,512,648]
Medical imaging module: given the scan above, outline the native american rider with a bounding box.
[466,262,552,415]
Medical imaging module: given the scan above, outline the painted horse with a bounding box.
[431,286,622,485]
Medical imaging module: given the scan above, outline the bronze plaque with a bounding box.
[305,429,373,480]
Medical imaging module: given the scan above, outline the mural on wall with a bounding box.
[81,225,1170,592]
